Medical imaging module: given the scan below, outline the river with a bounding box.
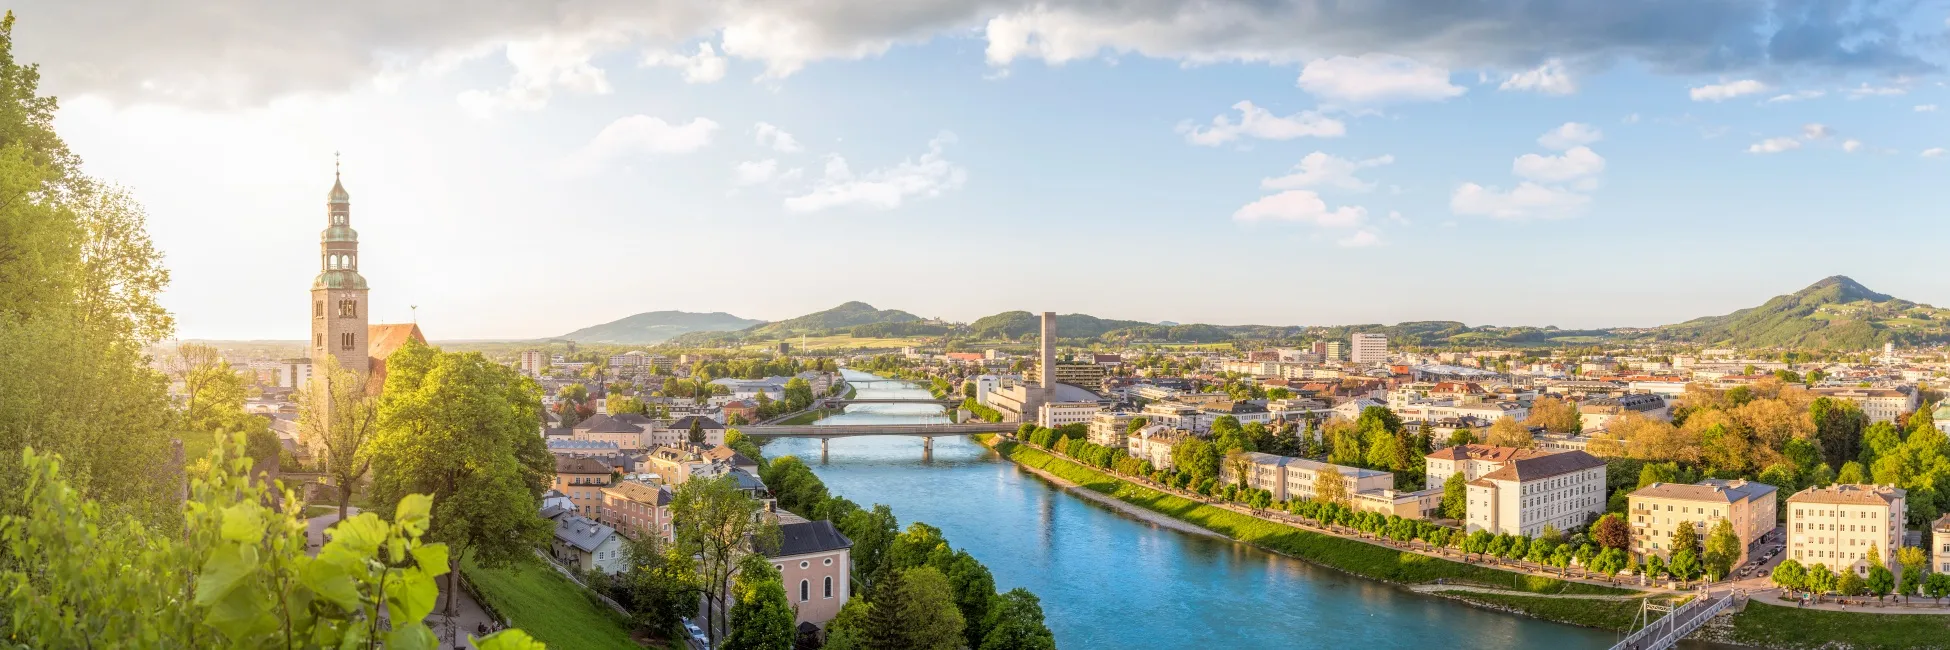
[761,370,1621,649]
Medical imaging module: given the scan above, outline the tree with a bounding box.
[980,588,1056,650]
[1125,417,1149,435]
[1446,427,1477,448]
[1703,518,1742,581]
[1485,417,1533,448]
[297,354,380,521]
[1668,549,1701,586]
[674,474,778,650]
[364,340,555,625]
[1810,397,1869,470]
[1837,569,1867,597]
[1897,545,1930,574]
[614,534,698,637]
[1592,514,1631,551]
[1670,520,1700,557]
[1440,471,1468,519]
[1899,566,1925,603]
[1807,563,1838,599]
[1836,460,1868,485]
[1771,559,1806,592]
[1526,396,1582,433]
[868,566,965,650]
[1866,565,1896,601]
[725,556,797,650]
[689,417,706,445]
[0,434,542,648]
[1925,573,1950,604]
[1314,467,1349,507]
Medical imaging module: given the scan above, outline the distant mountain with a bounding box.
[1646,276,1950,350]
[751,301,920,336]
[556,311,765,344]
[968,311,1152,340]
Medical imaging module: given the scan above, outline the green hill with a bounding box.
[968,311,1152,340]
[750,301,920,336]
[555,311,765,344]
[1646,276,1950,350]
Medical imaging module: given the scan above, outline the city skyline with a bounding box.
[14,1,1950,339]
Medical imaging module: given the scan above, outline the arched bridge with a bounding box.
[740,422,1019,459]
[822,398,961,406]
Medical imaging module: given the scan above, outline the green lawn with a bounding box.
[461,555,644,649]
[1720,600,1950,650]
[775,409,837,425]
[1436,591,1677,631]
[988,438,1636,596]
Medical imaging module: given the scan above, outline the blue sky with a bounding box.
[15,0,1950,339]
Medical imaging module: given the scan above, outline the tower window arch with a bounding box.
[799,579,809,603]
[823,576,833,598]
[341,332,355,351]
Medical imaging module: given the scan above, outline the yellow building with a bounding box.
[1788,484,1906,576]
[1628,479,1779,563]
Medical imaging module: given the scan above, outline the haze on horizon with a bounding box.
[13,1,1950,340]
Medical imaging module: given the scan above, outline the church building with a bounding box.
[309,162,424,385]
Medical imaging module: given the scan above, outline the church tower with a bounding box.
[310,158,370,374]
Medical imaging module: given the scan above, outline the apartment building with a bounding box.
[1219,452,1394,504]
[1349,333,1388,365]
[1039,401,1101,428]
[1787,484,1906,576]
[1087,411,1134,447]
[1578,393,1670,432]
[1464,450,1607,536]
[1933,513,1950,573]
[1124,425,1183,471]
[1809,387,1920,425]
[1627,479,1779,562]
[1423,444,1555,489]
[553,456,612,517]
[600,479,673,542]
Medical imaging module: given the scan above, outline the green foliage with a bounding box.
[2,435,519,648]
[1725,600,1950,650]
[1771,559,1806,592]
[608,535,698,637]
[673,474,777,649]
[365,340,555,618]
[461,553,634,649]
[991,438,1634,595]
[724,556,796,650]
[1651,276,1946,351]
[1703,518,1743,581]
[979,589,1057,650]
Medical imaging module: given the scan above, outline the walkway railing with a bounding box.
[1606,592,1730,650]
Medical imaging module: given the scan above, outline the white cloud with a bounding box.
[1923,148,1946,158]
[1622,113,1641,124]
[1842,139,1863,153]
[783,132,966,212]
[1386,210,1410,226]
[1180,101,1345,146]
[1499,58,1576,95]
[643,42,728,83]
[1845,83,1907,98]
[1689,79,1768,102]
[1296,54,1465,104]
[1765,90,1825,103]
[754,122,803,153]
[1746,137,1801,153]
[1231,190,1368,226]
[1450,182,1591,220]
[568,115,719,172]
[1916,104,1939,112]
[456,35,620,117]
[1259,152,1395,191]
[1513,146,1605,183]
[1537,122,1603,150]
[1336,230,1383,248]
[1801,123,1834,139]
[732,158,802,186]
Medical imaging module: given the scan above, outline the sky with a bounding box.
[13,0,1950,340]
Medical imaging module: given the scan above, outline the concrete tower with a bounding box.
[1039,312,1056,388]
[310,158,370,374]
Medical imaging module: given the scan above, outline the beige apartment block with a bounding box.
[1787,484,1905,576]
[1465,450,1606,537]
[1628,479,1779,562]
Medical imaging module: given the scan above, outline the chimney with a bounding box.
[1040,312,1056,388]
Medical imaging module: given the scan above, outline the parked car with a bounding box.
[686,621,707,644]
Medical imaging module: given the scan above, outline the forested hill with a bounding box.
[1642,276,1950,350]
[554,311,764,344]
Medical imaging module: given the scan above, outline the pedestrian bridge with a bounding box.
[739,423,1016,438]
[823,398,961,406]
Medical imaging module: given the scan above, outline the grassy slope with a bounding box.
[1437,591,1674,631]
[775,409,837,425]
[988,438,1633,596]
[1721,600,1950,650]
[461,556,641,649]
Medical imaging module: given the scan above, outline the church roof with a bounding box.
[368,324,425,361]
[312,269,368,290]
[328,176,350,204]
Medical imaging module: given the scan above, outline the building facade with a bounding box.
[1349,333,1388,364]
[553,456,613,517]
[1787,484,1906,576]
[600,480,673,543]
[1627,479,1779,563]
[1423,444,1554,490]
[310,169,369,374]
[765,519,854,629]
[1810,387,1920,425]
[1464,451,1606,536]
[1933,514,1950,573]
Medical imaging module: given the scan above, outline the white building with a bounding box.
[1463,450,1607,536]
[1039,401,1101,428]
[1087,411,1135,447]
[1809,387,1919,425]
[1349,333,1388,365]
[1787,484,1905,577]
[519,350,546,376]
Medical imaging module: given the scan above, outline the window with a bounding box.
[800,580,810,602]
[800,561,810,569]
[314,301,323,318]
[823,558,833,566]
[824,576,834,598]
[340,332,355,350]
[315,333,323,348]
[338,300,358,318]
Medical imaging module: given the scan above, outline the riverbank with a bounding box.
[1006,450,1226,539]
[1692,599,1950,650]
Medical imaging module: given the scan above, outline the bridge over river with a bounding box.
[739,422,1018,458]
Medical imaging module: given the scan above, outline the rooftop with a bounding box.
[552,514,617,553]
[762,519,853,558]
[1473,450,1604,484]
[555,456,611,475]
[1630,478,1779,503]
[1786,483,1906,506]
